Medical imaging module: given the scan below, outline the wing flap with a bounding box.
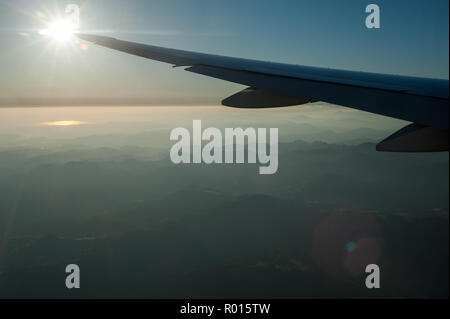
[376,123,449,152]
[222,87,314,108]
[186,65,449,129]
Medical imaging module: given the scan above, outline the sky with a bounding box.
[0,0,448,106]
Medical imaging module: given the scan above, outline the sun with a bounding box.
[39,19,76,43]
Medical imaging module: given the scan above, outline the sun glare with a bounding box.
[39,20,75,43]
[42,121,87,126]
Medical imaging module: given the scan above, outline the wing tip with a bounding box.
[76,33,117,43]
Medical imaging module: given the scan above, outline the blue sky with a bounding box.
[0,0,448,106]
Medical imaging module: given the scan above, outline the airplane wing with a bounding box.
[77,34,449,152]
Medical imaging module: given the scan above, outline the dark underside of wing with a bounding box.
[77,34,449,152]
